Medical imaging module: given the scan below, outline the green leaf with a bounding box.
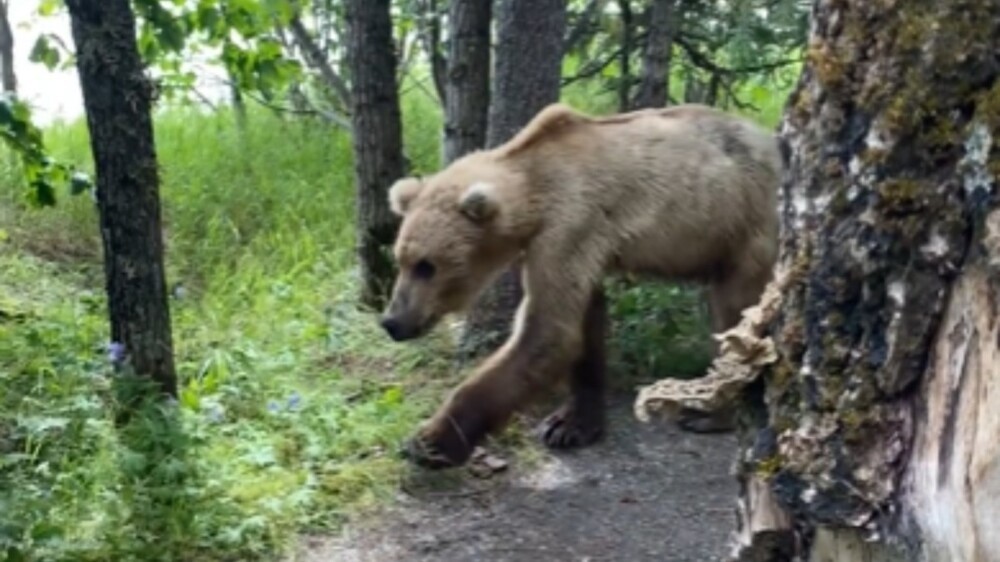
[37,0,63,16]
[0,94,84,206]
[179,386,201,410]
[28,35,61,70]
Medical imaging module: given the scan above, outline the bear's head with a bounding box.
[379,153,533,342]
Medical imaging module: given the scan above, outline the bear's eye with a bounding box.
[412,259,436,280]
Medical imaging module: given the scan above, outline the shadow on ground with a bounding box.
[293,393,739,562]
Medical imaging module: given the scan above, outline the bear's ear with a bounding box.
[388,177,424,216]
[458,181,500,223]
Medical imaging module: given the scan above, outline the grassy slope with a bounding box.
[0,71,794,561]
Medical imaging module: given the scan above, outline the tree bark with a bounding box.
[616,0,633,112]
[0,0,15,94]
[345,0,406,309]
[65,0,176,397]
[631,0,674,109]
[457,0,567,360]
[442,0,491,165]
[636,1,1000,560]
[416,0,448,107]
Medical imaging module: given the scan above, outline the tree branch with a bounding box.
[560,44,626,87]
[675,33,801,76]
[239,82,352,131]
[288,14,352,109]
[414,0,447,105]
[563,0,607,53]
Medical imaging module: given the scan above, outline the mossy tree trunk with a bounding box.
[442,0,491,165]
[345,0,406,309]
[66,0,177,397]
[458,0,567,361]
[729,0,1000,560]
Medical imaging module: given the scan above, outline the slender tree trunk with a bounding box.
[442,0,491,165]
[0,0,15,94]
[289,14,352,110]
[65,0,176,397]
[616,0,633,112]
[227,69,247,131]
[345,0,406,309]
[638,1,1000,560]
[632,0,674,109]
[416,0,448,107]
[458,0,567,360]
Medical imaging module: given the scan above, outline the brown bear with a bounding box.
[380,102,781,468]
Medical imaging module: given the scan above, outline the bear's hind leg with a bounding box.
[539,288,608,449]
[677,262,772,434]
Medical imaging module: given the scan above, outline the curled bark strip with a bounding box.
[634,268,793,423]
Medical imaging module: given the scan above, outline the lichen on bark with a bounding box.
[746,0,1000,542]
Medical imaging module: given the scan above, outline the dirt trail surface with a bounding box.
[294,394,739,562]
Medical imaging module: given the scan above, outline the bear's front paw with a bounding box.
[402,416,480,469]
[538,403,604,449]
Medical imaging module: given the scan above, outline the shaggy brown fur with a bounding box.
[380,102,781,468]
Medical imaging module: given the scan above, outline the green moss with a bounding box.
[829,188,850,216]
[808,44,848,92]
[974,81,1000,129]
[876,178,922,209]
[755,455,784,478]
[859,146,889,167]
[768,358,796,390]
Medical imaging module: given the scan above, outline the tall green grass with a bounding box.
[0,88,461,561]
[0,70,795,561]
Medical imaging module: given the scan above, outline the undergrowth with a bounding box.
[0,74,792,560]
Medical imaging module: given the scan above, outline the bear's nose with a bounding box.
[380,317,403,341]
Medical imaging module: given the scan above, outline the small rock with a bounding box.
[467,447,509,478]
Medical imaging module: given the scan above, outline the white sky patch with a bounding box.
[9,5,231,126]
[10,4,82,125]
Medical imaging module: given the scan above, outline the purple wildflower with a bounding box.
[267,399,281,413]
[287,392,302,411]
[106,341,126,365]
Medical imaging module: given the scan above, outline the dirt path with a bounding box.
[294,394,740,562]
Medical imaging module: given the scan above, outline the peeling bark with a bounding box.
[904,210,1000,562]
[636,0,1000,559]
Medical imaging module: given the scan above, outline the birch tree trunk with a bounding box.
[637,1,1000,560]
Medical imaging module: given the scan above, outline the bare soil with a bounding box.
[293,393,740,562]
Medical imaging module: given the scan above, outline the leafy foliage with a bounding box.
[0,1,807,559]
[132,0,303,101]
[0,91,452,561]
[0,94,90,207]
[562,0,807,110]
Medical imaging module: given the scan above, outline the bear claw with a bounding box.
[402,436,463,469]
[538,405,604,449]
[402,418,478,469]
